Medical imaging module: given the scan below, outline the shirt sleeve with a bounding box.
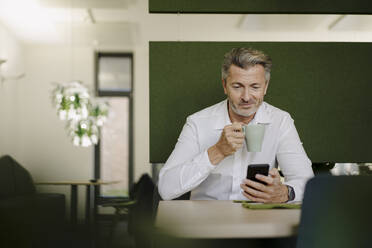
[158,117,216,200]
[276,114,314,202]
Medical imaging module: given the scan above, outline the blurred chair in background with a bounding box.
[96,173,155,248]
[0,155,66,248]
[296,175,372,248]
[311,162,335,175]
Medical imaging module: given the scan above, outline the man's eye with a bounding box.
[233,85,241,88]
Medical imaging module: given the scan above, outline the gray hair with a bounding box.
[221,48,272,83]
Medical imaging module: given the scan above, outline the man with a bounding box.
[158,48,314,203]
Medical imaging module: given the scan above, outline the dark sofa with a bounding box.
[0,155,66,248]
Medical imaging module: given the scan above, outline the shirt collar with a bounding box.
[214,100,271,130]
[252,102,272,125]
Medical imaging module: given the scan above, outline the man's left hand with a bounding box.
[240,168,288,203]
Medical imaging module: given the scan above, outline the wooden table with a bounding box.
[35,180,121,225]
[155,200,301,239]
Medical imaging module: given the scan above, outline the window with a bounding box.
[95,52,133,198]
[97,54,132,93]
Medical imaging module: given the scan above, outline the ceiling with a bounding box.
[0,0,371,47]
[0,0,139,46]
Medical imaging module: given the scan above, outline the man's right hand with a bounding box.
[208,122,245,165]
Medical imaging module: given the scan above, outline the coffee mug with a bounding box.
[242,124,265,152]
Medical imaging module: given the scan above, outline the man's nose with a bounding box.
[241,89,251,102]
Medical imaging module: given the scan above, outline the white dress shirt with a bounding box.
[158,100,314,202]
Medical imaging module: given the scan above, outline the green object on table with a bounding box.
[233,200,254,203]
[242,203,301,209]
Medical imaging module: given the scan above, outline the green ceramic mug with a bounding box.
[242,124,265,152]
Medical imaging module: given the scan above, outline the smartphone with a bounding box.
[246,164,269,183]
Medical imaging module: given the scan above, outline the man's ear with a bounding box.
[222,79,227,95]
[264,80,269,95]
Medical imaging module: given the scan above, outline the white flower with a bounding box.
[81,135,92,147]
[91,124,98,133]
[55,93,63,103]
[59,110,67,120]
[96,118,103,126]
[81,106,88,118]
[91,135,98,144]
[52,81,109,147]
[73,136,80,146]
[68,109,77,120]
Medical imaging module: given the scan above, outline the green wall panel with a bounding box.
[150,42,372,163]
[149,0,372,14]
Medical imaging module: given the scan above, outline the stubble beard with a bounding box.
[229,98,261,118]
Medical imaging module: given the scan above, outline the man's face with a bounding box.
[223,64,268,117]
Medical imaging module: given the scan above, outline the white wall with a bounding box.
[17,45,93,218]
[0,24,24,159]
[132,45,151,181]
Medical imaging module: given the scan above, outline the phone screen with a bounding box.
[246,164,269,183]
